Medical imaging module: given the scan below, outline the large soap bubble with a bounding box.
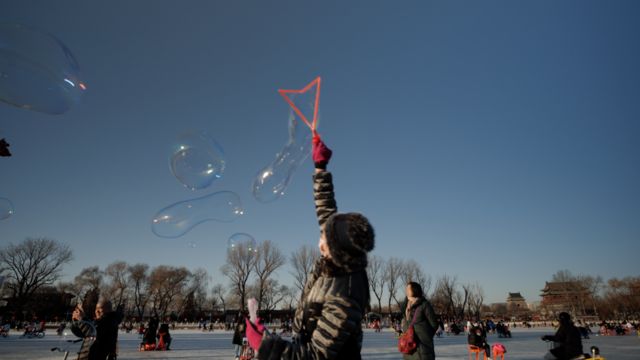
[252,107,313,203]
[151,191,243,238]
[0,197,14,220]
[170,131,225,191]
[227,232,258,256]
[0,23,86,114]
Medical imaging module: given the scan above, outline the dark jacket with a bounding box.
[548,322,583,360]
[143,317,159,345]
[259,171,370,360]
[72,311,122,360]
[402,297,438,360]
[91,311,121,360]
[468,327,488,347]
[233,320,247,346]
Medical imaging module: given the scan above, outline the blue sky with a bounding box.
[1,1,639,304]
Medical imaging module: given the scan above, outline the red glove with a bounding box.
[312,132,332,169]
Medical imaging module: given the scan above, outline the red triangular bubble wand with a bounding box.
[278,76,322,134]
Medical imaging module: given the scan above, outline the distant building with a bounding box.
[505,292,529,319]
[506,292,527,310]
[540,281,592,319]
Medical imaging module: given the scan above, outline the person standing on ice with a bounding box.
[401,282,439,360]
[541,312,583,360]
[252,133,375,360]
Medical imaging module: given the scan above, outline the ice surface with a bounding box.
[2,327,638,359]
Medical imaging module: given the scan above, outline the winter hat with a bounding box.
[324,212,375,267]
[558,312,572,324]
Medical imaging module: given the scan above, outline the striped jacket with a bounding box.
[290,171,370,360]
[71,320,94,360]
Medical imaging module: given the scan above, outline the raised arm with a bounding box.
[312,134,335,228]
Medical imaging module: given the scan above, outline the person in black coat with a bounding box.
[401,282,439,360]
[468,325,491,360]
[72,298,123,360]
[541,312,583,360]
[141,317,159,350]
[232,314,247,360]
[157,322,172,350]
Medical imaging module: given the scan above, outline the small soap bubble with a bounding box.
[0,197,14,220]
[54,320,95,355]
[170,131,225,191]
[227,233,257,256]
[0,23,86,114]
[151,191,243,238]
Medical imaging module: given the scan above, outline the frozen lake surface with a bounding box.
[2,327,638,359]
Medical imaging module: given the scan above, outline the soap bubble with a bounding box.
[170,131,225,191]
[54,320,95,355]
[227,233,257,256]
[151,191,243,238]
[0,23,86,114]
[187,241,197,248]
[0,197,14,220]
[252,107,313,203]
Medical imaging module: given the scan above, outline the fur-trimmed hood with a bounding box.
[323,212,374,271]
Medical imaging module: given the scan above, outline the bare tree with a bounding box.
[212,283,228,314]
[261,279,289,311]
[189,268,210,303]
[400,259,431,296]
[367,255,386,314]
[206,294,219,314]
[127,263,149,319]
[384,257,404,312]
[290,245,319,293]
[282,286,297,311]
[147,265,191,318]
[457,283,470,319]
[576,274,604,316]
[104,261,129,306]
[0,238,73,310]
[602,276,640,319]
[466,283,484,320]
[182,268,209,318]
[552,269,574,283]
[73,266,104,304]
[431,275,467,319]
[254,240,285,310]
[221,242,257,311]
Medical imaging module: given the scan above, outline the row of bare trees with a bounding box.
[221,240,290,312]
[366,255,485,320]
[0,238,309,320]
[546,269,640,320]
[0,238,483,320]
[56,262,206,319]
[2,238,639,321]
